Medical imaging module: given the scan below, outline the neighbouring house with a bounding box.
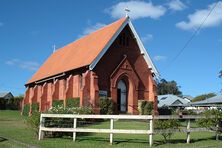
[158,94,190,108]
[0,92,14,109]
[190,94,222,107]
[181,95,194,102]
[23,16,159,115]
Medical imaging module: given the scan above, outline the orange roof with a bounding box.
[27,17,127,84]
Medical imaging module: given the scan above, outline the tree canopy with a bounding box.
[192,93,216,102]
[157,79,182,95]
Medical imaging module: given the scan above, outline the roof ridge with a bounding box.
[53,17,127,55]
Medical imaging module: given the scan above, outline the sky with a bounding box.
[0,0,221,97]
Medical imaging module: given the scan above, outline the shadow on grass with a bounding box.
[76,136,149,145]
[153,136,216,147]
[0,137,8,142]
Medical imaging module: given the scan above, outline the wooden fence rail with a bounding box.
[38,114,216,147]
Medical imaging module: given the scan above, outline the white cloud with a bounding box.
[153,55,167,61]
[5,59,39,71]
[176,1,222,30]
[0,22,3,27]
[82,23,106,35]
[168,0,186,11]
[107,1,166,20]
[78,23,106,38]
[141,34,153,43]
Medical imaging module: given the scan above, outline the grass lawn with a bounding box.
[0,110,222,148]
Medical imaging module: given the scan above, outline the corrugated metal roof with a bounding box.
[0,92,10,98]
[191,94,222,105]
[158,94,190,107]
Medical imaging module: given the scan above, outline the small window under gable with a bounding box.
[118,32,129,47]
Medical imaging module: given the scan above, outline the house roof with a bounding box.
[0,92,9,98]
[190,94,222,106]
[27,17,158,85]
[0,92,13,98]
[158,94,190,108]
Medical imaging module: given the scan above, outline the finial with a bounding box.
[52,44,56,53]
[125,7,130,17]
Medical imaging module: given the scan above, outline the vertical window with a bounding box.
[118,33,129,46]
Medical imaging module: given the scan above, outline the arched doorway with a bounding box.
[117,80,127,113]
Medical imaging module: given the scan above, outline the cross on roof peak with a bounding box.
[124,7,130,17]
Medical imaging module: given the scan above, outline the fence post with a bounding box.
[149,116,153,147]
[110,118,114,144]
[186,119,191,143]
[38,114,44,140]
[73,118,77,141]
[216,124,219,140]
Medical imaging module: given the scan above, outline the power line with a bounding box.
[162,1,219,73]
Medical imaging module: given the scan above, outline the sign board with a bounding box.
[99,90,108,98]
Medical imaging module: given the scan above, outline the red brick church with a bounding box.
[23,16,159,114]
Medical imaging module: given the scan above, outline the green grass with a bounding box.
[0,110,222,148]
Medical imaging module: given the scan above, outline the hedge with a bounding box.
[99,97,113,115]
[32,103,39,112]
[23,103,30,116]
[66,98,80,108]
[138,100,153,115]
[52,100,64,107]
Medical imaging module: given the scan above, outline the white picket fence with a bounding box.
[38,114,214,147]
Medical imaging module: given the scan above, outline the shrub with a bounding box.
[23,104,30,116]
[99,97,113,115]
[198,109,222,134]
[158,107,172,115]
[66,98,80,108]
[26,111,41,137]
[138,100,153,115]
[0,99,6,110]
[45,105,93,137]
[181,109,197,115]
[52,100,64,107]
[6,95,23,110]
[154,119,180,143]
[32,103,39,112]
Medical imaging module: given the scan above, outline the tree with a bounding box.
[191,93,216,102]
[157,79,182,95]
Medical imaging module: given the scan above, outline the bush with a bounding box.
[6,95,23,110]
[26,111,41,137]
[32,103,39,112]
[181,109,197,115]
[99,97,113,115]
[23,104,30,116]
[158,107,172,115]
[45,105,93,137]
[66,98,80,108]
[52,100,64,107]
[198,109,222,134]
[154,119,180,143]
[0,99,6,110]
[138,100,153,115]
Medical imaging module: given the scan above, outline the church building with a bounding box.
[23,16,159,114]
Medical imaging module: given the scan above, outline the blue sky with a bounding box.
[0,0,221,97]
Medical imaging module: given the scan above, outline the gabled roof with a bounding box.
[27,17,158,85]
[0,92,13,99]
[158,94,190,108]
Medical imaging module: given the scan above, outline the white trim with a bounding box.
[128,21,159,76]
[89,17,159,77]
